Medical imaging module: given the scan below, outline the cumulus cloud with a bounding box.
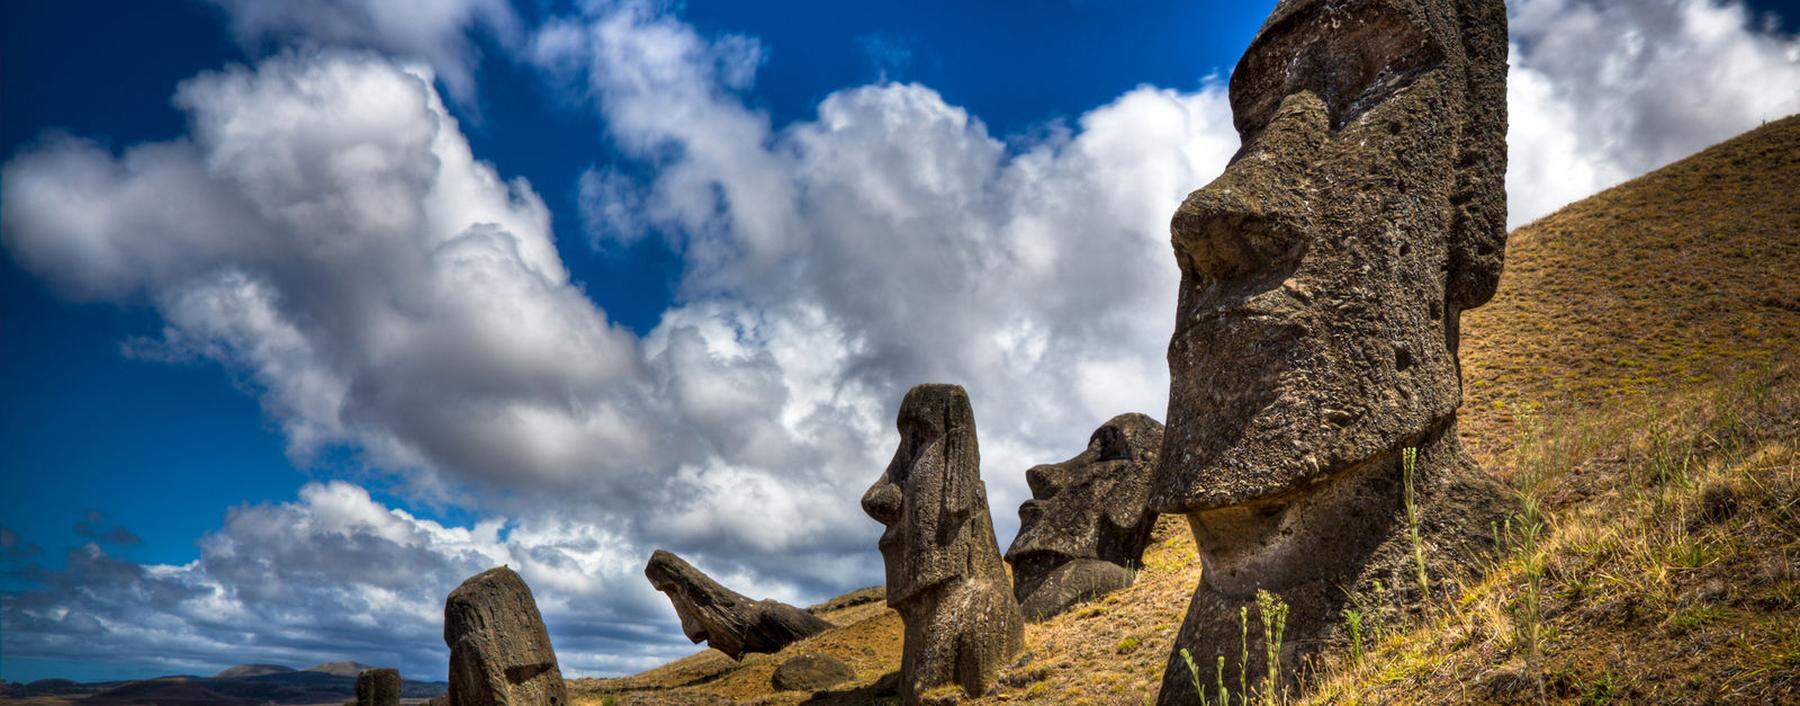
[3,0,1795,681]
[1,482,690,677]
[73,512,142,547]
[209,0,520,105]
[1506,0,1800,224]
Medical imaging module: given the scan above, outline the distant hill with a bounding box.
[301,661,379,678]
[211,664,293,679]
[570,117,1800,705]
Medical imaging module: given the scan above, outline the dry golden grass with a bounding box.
[1458,115,1800,465]
[573,116,1800,705]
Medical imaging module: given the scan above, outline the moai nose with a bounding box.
[862,481,903,524]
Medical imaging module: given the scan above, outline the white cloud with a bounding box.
[209,0,519,106]
[0,482,685,678]
[1505,0,1800,224]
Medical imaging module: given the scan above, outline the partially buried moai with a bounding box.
[644,549,833,660]
[443,566,569,706]
[1152,0,1514,702]
[1005,413,1163,621]
[861,384,1023,704]
[354,668,401,706]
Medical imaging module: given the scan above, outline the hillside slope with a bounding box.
[572,116,1800,705]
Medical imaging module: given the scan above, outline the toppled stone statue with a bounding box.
[644,549,833,660]
[1151,0,1514,702]
[354,668,401,706]
[443,566,568,706]
[861,384,1023,704]
[1005,413,1164,621]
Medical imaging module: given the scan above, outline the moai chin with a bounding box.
[861,384,1024,704]
[1005,413,1163,622]
[1150,0,1514,702]
[443,566,569,706]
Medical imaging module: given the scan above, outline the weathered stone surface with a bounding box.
[354,668,401,706]
[769,653,855,692]
[1151,0,1514,702]
[443,566,568,706]
[861,384,1024,704]
[1006,413,1163,621]
[644,549,833,660]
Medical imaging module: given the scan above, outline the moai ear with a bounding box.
[938,396,975,520]
[1446,0,1508,311]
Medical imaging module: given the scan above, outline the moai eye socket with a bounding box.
[1230,0,1444,133]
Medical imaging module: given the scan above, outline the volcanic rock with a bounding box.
[861,384,1023,704]
[1006,413,1163,620]
[644,550,832,660]
[1151,0,1517,702]
[355,668,401,706]
[443,566,568,706]
[769,653,855,692]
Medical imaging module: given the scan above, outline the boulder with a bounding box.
[1150,0,1516,702]
[644,550,832,660]
[443,566,568,706]
[770,653,855,692]
[861,384,1023,704]
[1006,413,1162,620]
[354,668,401,706]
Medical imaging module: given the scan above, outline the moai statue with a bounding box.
[644,549,833,659]
[1151,0,1513,702]
[861,384,1024,704]
[1005,413,1164,621]
[354,668,402,706]
[443,566,569,706]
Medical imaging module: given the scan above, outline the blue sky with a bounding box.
[2,0,1796,685]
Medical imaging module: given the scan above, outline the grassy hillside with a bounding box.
[570,116,1800,705]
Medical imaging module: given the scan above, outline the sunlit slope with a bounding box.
[570,115,1800,706]
[1458,115,1800,462]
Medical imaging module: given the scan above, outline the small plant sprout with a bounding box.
[1342,607,1366,665]
[1180,648,1209,706]
[1239,605,1250,705]
[1257,589,1291,705]
[1403,446,1431,599]
[1217,655,1229,706]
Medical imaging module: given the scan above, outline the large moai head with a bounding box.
[1151,0,1508,516]
[1006,413,1163,619]
[860,384,1003,607]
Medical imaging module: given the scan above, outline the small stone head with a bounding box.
[1153,0,1508,514]
[861,384,992,606]
[1006,413,1163,584]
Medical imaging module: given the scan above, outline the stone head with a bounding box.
[644,550,713,644]
[1007,413,1163,579]
[861,384,995,606]
[1152,0,1508,514]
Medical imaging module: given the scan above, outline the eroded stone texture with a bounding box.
[354,668,401,706]
[770,653,855,692]
[443,566,568,706]
[861,384,1023,704]
[1005,413,1163,621]
[1151,0,1513,702]
[644,550,833,660]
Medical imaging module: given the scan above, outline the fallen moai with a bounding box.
[644,549,833,660]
